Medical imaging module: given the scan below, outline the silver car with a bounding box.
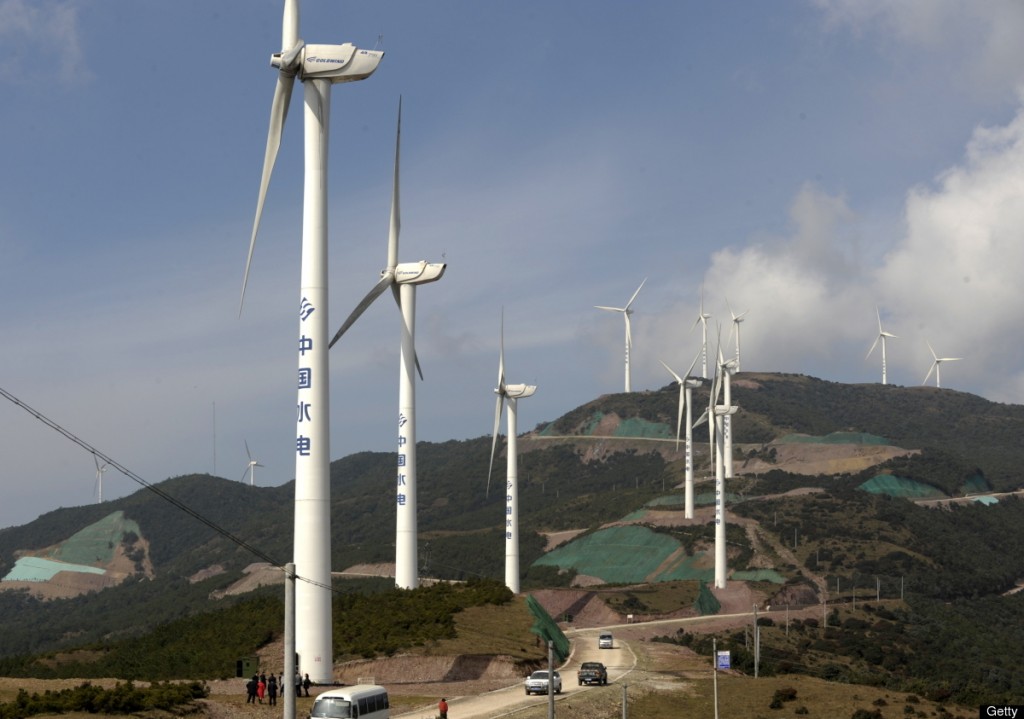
[524,670,562,695]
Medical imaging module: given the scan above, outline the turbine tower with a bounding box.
[694,336,737,589]
[923,341,962,388]
[488,314,536,594]
[691,286,712,379]
[329,100,446,590]
[727,299,748,372]
[866,307,897,385]
[660,349,702,519]
[240,0,383,682]
[93,455,108,504]
[242,440,264,487]
[595,279,646,392]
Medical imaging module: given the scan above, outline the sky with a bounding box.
[3,0,1024,531]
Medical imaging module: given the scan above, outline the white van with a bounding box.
[598,632,613,649]
[309,685,390,719]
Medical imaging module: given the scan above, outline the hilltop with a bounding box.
[1,372,1024,705]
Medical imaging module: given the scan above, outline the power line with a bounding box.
[0,386,336,594]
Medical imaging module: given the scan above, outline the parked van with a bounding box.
[309,684,390,719]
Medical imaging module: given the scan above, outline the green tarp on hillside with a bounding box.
[694,580,721,615]
[50,510,140,565]
[858,474,945,499]
[532,525,712,584]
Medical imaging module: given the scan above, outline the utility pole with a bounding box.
[283,563,296,719]
[622,683,628,719]
[712,638,720,719]
[547,640,555,719]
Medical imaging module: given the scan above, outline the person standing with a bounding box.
[256,675,266,704]
[438,697,449,718]
[267,673,278,706]
[246,675,258,704]
[295,670,303,698]
[302,673,312,697]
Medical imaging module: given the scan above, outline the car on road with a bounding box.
[524,670,562,695]
[577,661,608,686]
[598,632,613,649]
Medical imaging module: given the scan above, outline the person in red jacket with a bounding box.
[438,697,448,718]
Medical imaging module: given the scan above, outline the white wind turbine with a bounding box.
[693,333,737,589]
[93,455,108,504]
[691,286,712,379]
[923,341,962,388]
[328,99,446,590]
[239,0,383,682]
[488,313,537,594]
[242,441,264,487]
[727,299,748,372]
[866,307,897,385]
[660,349,702,519]
[596,279,646,393]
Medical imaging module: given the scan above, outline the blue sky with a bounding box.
[3,1,1024,530]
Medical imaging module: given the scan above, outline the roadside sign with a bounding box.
[716,650,731,670]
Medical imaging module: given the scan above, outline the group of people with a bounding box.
[245,671,312,705]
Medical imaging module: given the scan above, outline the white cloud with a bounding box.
[0,0,89,84]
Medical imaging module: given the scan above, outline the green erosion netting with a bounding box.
[646,495,685,508]
[693,579,721,615]
[778,431,890,445]
[961,473,989,494]
[971,495,999,505]
[694,492,741,507]
[532,525,712,584]
[50,510,140,565]
[612,418,672,439]
[525,595,570,662]
[2,556,106,582]
[858,474,946,499]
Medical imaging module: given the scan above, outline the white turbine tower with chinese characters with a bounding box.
[659,350,701,519]
[488,314,536,594]
[328,100,446,590]
[595,279,646,392]
[242,441,264,487]
[239,0,382,682]
[93,455,108,504]
[694,336,737,589]
[923,341,962,388]
[866,307,897,385]
[691,287,712,379]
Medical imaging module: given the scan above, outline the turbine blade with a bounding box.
[387,97,402,271]
[240,71,295,315]
[866,335,880,360]
[487,394,504,497]
[498,309,506,389]
[245,440,253,461]
[685,348,701,379]
[328,275,393,348]
[923,362,937,386]
[625,278,647,309]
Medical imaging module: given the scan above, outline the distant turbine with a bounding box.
[595,278,646,392]
[242,440,264,487]
[691,286,712,379]
[240,0,383,682]
[93,455,108,504]
[923,341,962,388]
[488,313,536,594]
[866,307,897,385]
[726,298,748,372]
[329,99,446,590]
[660,349,701,519]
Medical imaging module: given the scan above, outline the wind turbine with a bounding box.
[328,99,446,590]
[488,313,536,594]
[660,349,702,519]
[93,455,108,504]
[923,341,962,388]
[727,299,748,372]
[595,278,646,392]
[242,441,264,487]
[240,0,383,683]
[866,307,897,385]
[691,286,712,379]
[693,331,736,589]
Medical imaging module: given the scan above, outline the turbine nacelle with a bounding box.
[271,43,385,83]
[395,261,446,285]
[503,383,537,399]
